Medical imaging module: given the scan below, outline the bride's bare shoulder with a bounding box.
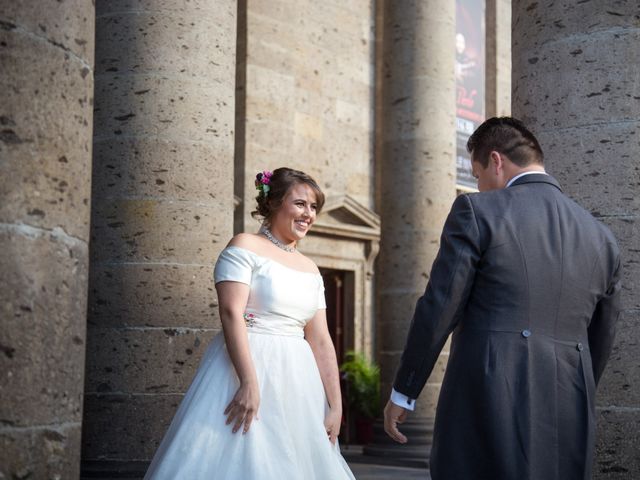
[296,252,321,275]
[227,233,263,250]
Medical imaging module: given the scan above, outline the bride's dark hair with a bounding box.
[252,167,325,223]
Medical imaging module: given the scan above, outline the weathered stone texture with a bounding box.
[513,30,640,130]
[88,264,219,329]
[513,1,639,51]
[238,0,376,229]
[598,311,640,408]
[82,394,183,460]
[84,0,237,464]
[93,75,234,144]
[377,238,443,285]
[0,229,88,426]
[512,1,640,477]
[594,409,640,479]
[0,31,93,240]
[0,423,82,480]
[92,138,233,201]
[1,0,94,62]
[94,10,235,80]
[382,143,457,217]
[601,217,640,312]
[537,125,639,218]
[0,1,94,477]
[90,200,226,263]
[84,329,217,395]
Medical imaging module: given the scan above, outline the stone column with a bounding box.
[82,0,237,471]
[0,2,94,478]
[366,0,457,463]
[512,1,640,477]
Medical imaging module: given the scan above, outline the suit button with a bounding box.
[521,329,531,338]
[577,342,584,351]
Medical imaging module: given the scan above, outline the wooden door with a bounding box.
[320,269,346,365]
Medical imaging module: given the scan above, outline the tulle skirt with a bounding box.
[144,331,355,479]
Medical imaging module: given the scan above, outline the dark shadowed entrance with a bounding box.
[320,268,355,365]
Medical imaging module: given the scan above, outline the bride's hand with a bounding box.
[324,408,342,444]
[224,380,260,434]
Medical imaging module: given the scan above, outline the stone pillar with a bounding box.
[512,1,640,477]
[0,2,94,478]
[366,0,457,463]
[82,0,237,471]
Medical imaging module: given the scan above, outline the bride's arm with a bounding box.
[216,281,260,434]
[304,309,343,444]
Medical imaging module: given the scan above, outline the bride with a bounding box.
[144,167,355,479]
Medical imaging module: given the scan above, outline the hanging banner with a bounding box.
[456,0,485,190]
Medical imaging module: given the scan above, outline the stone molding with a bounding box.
[311,195,381,276]
[313,194,381,238]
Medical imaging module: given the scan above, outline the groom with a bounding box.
[384,117,622,480]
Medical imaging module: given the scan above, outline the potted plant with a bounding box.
[339,350,381,444]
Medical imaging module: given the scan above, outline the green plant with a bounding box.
[340,351,381,420]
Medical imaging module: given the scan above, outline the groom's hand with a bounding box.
[384,400,408,444]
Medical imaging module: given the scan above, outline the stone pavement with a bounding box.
[343,444,431,480]
[81,463,430,480]
[81,462,430,480]
[349,462,431,479]
[81,446,432,479]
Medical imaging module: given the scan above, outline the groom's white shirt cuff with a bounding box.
[390,388,416,411]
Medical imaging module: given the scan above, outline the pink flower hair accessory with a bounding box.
[255,170,273,196]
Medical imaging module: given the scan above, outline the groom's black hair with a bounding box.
[467,117,544,168]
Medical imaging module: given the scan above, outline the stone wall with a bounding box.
[512,0,640,477]
[236,0,376,233]
[0,1,95,477]
[83,0,237,464]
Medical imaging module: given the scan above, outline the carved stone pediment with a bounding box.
[312,195,380,241]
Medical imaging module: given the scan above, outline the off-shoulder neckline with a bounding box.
[224,245,322,276]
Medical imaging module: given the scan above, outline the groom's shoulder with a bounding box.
[454,189,505,213]
[451,189,531,228]
[555,192,617,238]
[572,200,619,249]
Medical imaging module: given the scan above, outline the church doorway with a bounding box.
[319,268,355,368]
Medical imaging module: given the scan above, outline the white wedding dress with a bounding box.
[144,246,355,479]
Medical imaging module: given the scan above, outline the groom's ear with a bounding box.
[489,150,503,175]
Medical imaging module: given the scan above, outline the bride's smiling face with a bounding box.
[269,183,318,243]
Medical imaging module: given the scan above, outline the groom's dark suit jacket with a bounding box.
[393,174,622,480]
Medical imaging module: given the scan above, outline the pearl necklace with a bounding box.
[259,225,296,253]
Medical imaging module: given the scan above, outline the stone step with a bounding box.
[81,461,147,479]
[359,417,434,468]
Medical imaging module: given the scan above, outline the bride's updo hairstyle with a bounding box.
[252,167,325,225]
